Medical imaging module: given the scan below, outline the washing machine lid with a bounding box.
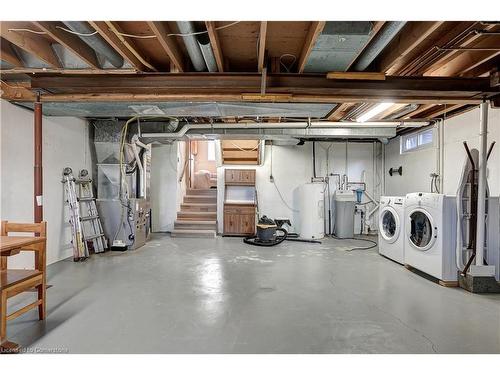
[379,206,401,244]
[407,208,436,251]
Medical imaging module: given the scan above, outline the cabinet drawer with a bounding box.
[225,169,256,185]
[224,205,255,215]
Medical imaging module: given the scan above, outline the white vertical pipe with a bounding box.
[381,142,386,196]
[439,120,445,193]
[475,101,489,266]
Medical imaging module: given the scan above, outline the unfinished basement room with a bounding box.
[1,2,500,372]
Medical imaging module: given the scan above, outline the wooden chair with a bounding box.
[1,221,47,347]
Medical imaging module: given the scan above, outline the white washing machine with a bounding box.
[404,192,458,282]
[378,196,405,264]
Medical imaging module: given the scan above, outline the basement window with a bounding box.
[400,128,434,154]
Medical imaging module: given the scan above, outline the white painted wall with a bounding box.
[217,141,381,235]
[384,107,500,197]
[384,126,438,196]
[150,141,187,232]
[0,99,92,268]
[442,107,500,196]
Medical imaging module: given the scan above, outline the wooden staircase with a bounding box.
[171,189,217,238]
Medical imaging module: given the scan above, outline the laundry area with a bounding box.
[1,6,500,365]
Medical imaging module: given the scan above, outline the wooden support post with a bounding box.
[34,92,43,223]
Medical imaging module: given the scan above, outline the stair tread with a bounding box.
[181,203,217,206]
[172,229,216,233]
[171,229,217,238]
[175,220,216,224]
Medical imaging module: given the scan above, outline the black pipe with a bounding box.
[463,141,475,169]
[312,141,317,178]
[285,238,322,244]
[487,141,496,161]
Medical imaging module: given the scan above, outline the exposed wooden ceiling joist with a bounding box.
[88,21,149,72]
[0,80,35,101]
[417,104,464,118]
[257,21,268,73]
[327,103,356,121]
[427,33,500,77]
[397,22,477,76]
[0,38,22,67]
[297,21,326,73]
[205,21,224,72]
[146,22,185,72]
[0,21,62,68]
[375,21,445,74]
[403,104,435,118]
[461,55,500,78]
[33,21,101,69]
[421,23,497,76]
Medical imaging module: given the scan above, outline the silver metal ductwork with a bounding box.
[352,21,407,71]
[63,21,124,68]
[176,21,207,71]
[196,32,218,72]
[139,120,430,142]
[384,104,420,120]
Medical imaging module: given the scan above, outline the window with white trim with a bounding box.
[400,128,434,154]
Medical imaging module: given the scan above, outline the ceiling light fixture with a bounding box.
[357,102,394,122]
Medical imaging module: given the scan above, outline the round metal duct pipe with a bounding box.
[352,21,407,71]
[176,21,207,71]
[63,21,124,68]
[196,33,218,72]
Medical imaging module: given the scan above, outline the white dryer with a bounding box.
[378,196,405,264]
[404,192,458,282]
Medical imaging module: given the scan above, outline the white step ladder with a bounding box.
[62,168,107,261]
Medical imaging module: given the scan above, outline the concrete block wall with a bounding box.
[0,99,93,268]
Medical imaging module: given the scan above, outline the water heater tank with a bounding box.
[298,182,325,239]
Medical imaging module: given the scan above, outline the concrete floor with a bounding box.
[6,234,500,353]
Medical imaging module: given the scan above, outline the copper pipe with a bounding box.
[34,92,43,223]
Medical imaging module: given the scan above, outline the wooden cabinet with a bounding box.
[223,204,256,236]
[225,169,256,186]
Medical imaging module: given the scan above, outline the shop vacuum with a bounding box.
[243,216,321,247]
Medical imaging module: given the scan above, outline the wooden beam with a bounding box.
[0,80,35,101]
[398,22,477,76]
[422,23,497,76]
[427,33,500,77]
[104,22,157,71]
[33,21,100,69]
[257,21,267,73]
[147,21,185,72]
[0,38,22,67]
[28,74,499,101]
[418,104,463,118]
[376,103,408,120]
[0,21,61,68]
[88,21,149,72]
[461,55,500,78]
[403,104,435,118]
[0,67,137,75]
[1,92,487,105]
[205,22,224,72]
[375,21,444,74]
[297,21,326,73]
[346,21,386,71]
[326,72,386,80]
[327,103,356,120]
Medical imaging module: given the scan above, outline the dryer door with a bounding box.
[407,208,436,251]
[379,207,400,244]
